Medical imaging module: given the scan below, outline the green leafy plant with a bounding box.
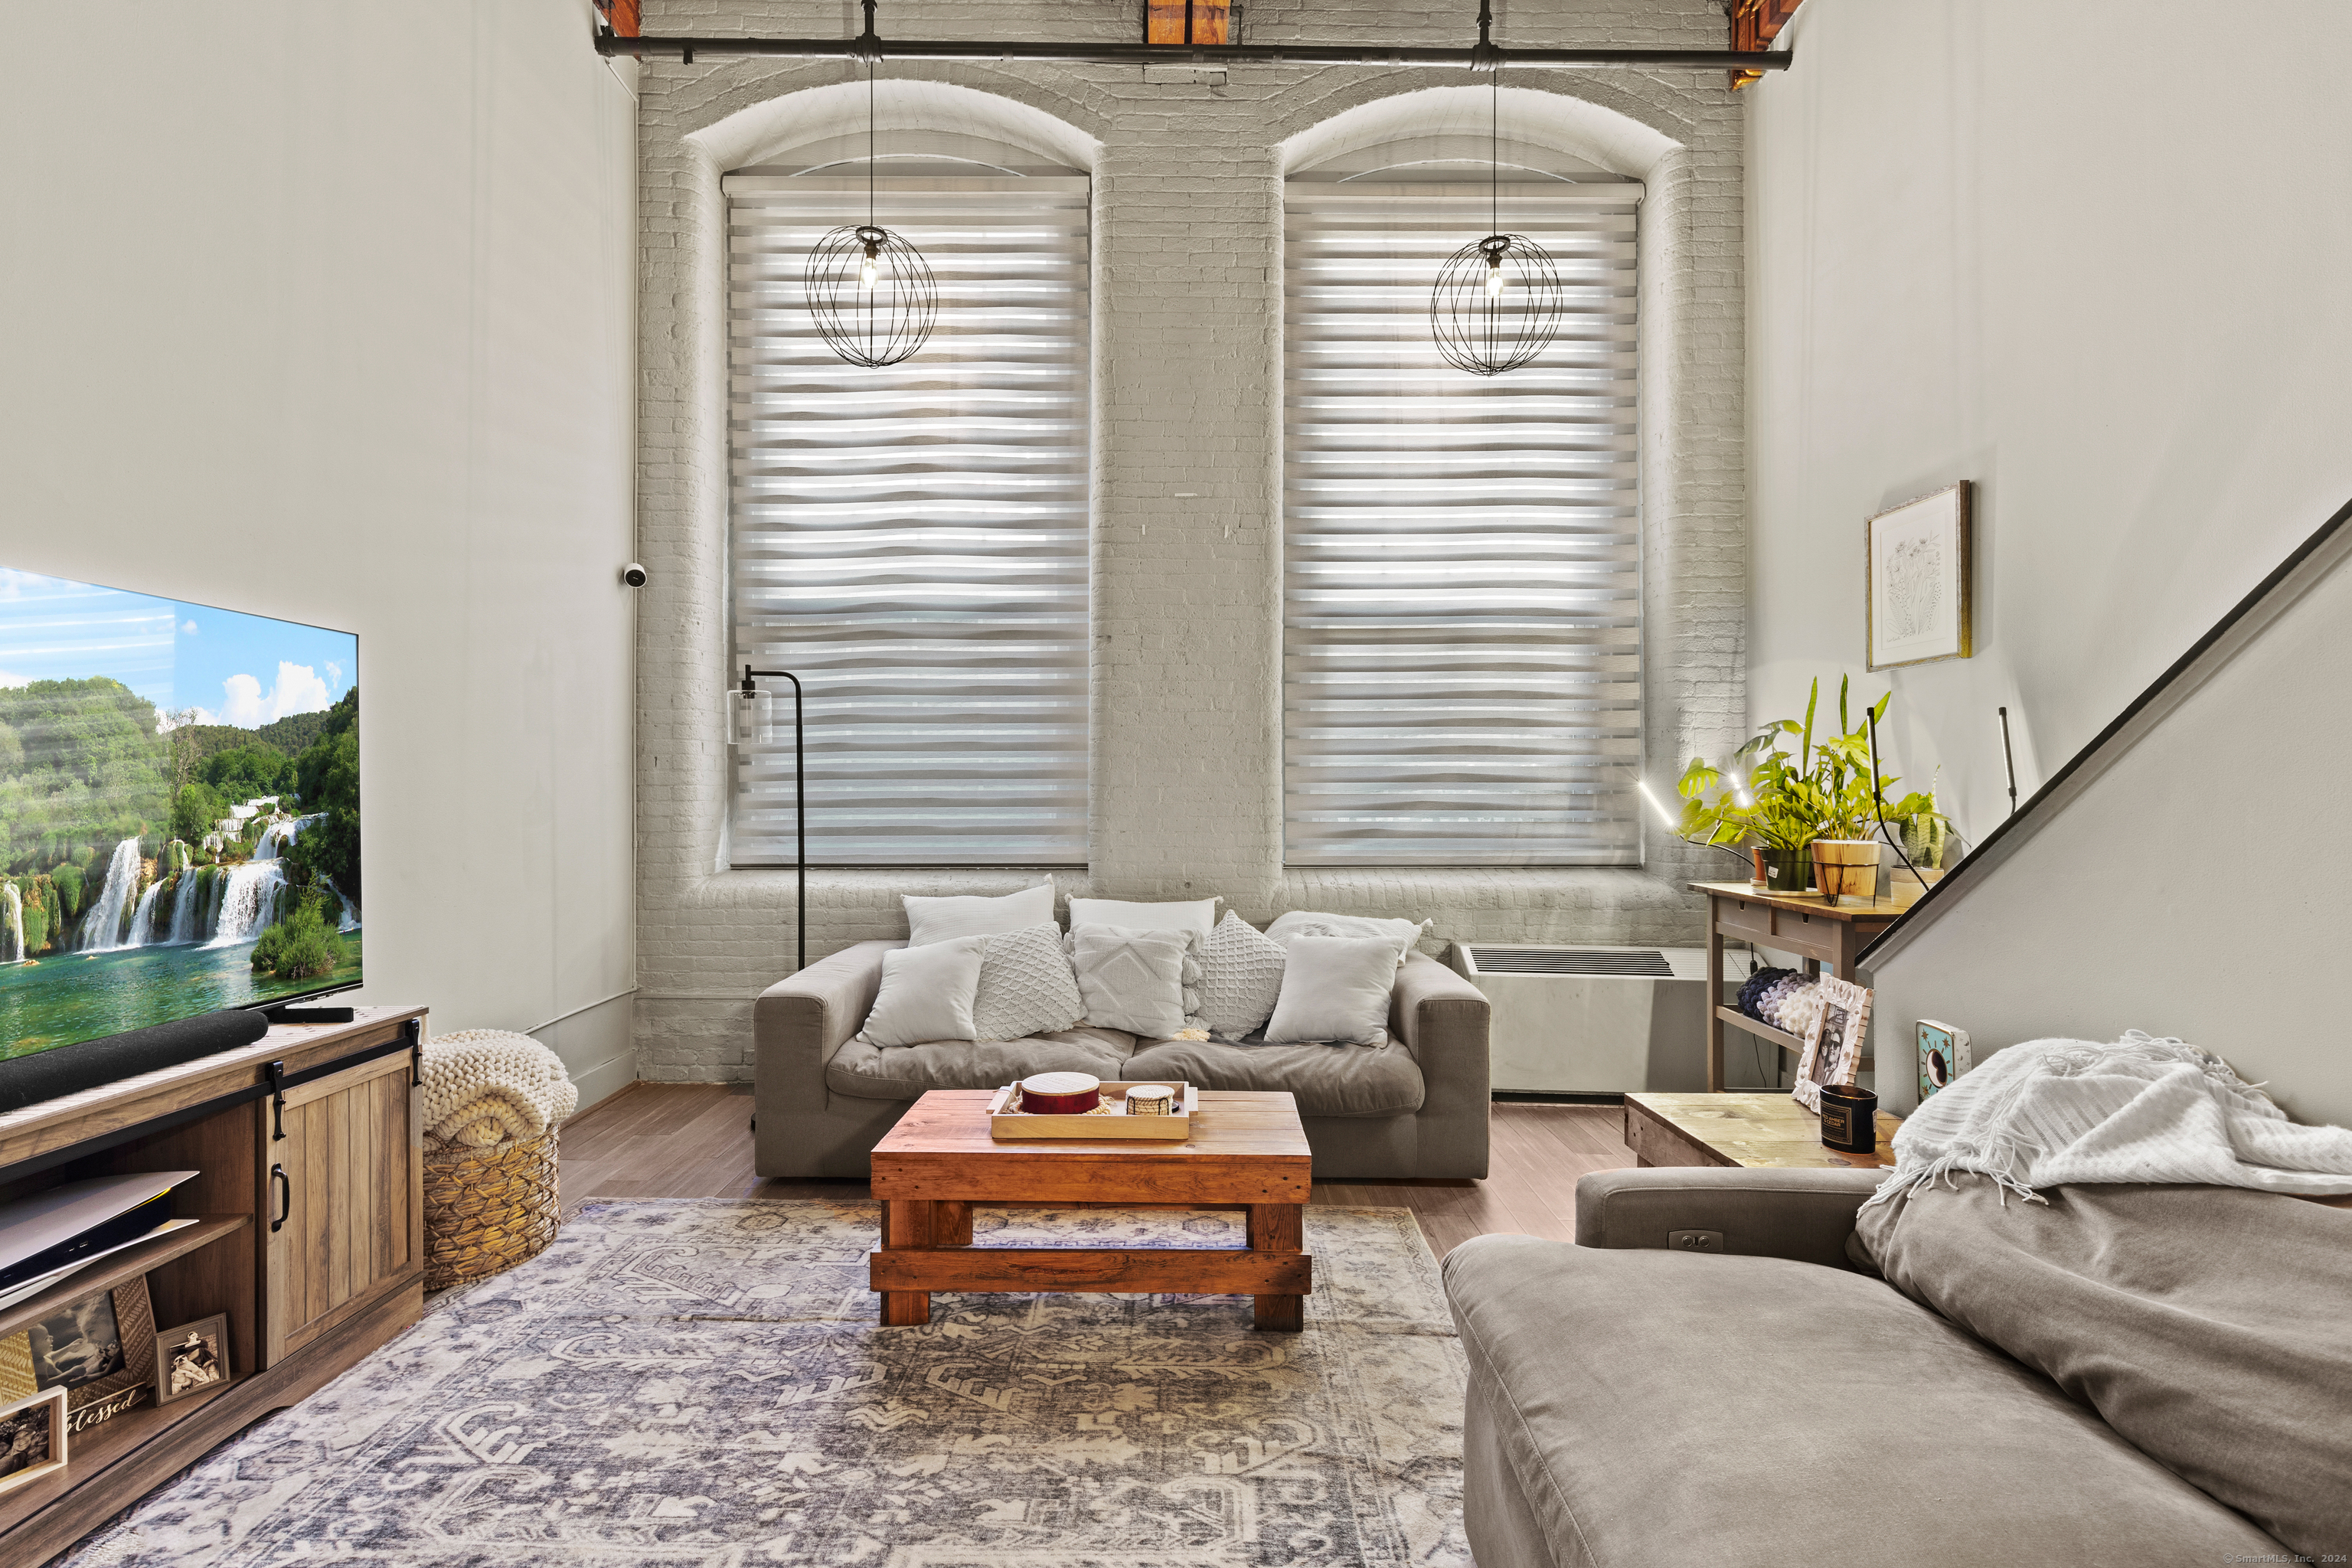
[1677,677,1919,851]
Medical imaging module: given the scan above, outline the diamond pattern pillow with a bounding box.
[1068,927,1192,1037]
[1199,911,1286,1040]
[971,923,1086,1043]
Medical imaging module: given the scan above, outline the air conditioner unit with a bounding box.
[1449,943,1714,1095]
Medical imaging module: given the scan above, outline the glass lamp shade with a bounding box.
[730,688,776,748]
[805,224,938,368]
[1431,233,1566,377]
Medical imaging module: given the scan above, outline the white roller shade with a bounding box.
[724,173,1090,866]
[1283,179,1642,867]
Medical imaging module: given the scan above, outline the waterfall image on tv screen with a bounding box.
[0,567,360,1060]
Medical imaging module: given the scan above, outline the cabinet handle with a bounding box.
[270,1164,291,1233]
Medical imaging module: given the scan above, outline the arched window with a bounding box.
[1284,132,1642,867]
[725,132,1089,865]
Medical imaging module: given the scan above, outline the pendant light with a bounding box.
[1430,1,1564,377]
[805,1,937,368]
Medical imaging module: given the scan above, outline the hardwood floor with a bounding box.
[558,1083,1637,1258]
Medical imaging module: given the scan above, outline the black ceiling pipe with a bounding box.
[592,34,1792,72]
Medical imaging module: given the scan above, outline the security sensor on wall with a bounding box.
[620,564,648,587]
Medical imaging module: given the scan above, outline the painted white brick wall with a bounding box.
[633,0,1748,1079]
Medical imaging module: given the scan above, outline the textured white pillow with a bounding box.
[1264,910,1430,966]
[860,937,987,1046]
[904,880,1055,947]
[1263,936,1396,1046]
[1067,896,1219,940]
[1198,911,1287,1040]
[1068,927,1192,1037]
[971,923,1086,1042]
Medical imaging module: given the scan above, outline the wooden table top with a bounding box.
[1690,881,1906,924]
[1627,1090,1901,1170]
[871,1089,1313,1206]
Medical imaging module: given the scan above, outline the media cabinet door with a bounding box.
[263,1050,424,1365]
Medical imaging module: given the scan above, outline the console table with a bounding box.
[0,1007,426,1565]
[1692,880,1900,1092]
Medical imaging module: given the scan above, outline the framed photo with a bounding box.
[153,1315,230,1406]
[0,1387,67,1498]
[11,1276,156,1436]
[1867,482,1972,670]
[1792,975,1873,1114]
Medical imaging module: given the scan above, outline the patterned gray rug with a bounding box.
[64,1200,1470,1566]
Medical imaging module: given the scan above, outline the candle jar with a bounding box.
[1018,1073,1101,1115]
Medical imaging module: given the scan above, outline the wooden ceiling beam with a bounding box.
[1730,0,1801,87]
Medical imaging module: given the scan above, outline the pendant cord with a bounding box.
[867,60,876,229]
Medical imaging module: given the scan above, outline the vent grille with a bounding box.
[1468,947,1674,978]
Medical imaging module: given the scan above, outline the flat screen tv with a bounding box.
[0,567,360,1107]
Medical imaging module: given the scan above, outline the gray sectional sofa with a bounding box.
[753,939,1491,1180]
[1444,1165,2344,1566]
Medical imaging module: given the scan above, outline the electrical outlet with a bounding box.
[1667,1230,1723,1254]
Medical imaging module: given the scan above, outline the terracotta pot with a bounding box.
[1749,845,1769,890]
[1810,838,1882,903]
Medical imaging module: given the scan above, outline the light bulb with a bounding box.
[860,256,878,290]
[1486,261,1505,298]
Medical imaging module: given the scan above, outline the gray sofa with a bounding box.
[1442,1166,2339,1566]
[754,940,1491,1180]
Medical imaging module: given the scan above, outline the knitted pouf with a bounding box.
[423,1129,560,1290]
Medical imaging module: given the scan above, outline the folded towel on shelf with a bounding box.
[421,1029,580,1149]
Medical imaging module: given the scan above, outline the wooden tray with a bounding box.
[986,1081,1197,1142]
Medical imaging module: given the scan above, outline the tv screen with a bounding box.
[1,568,360,1064]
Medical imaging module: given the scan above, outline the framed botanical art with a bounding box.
[1792,975,1873,1114]
[1867,482,1972,670]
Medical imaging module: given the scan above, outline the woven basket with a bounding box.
[423,1128,560,1290]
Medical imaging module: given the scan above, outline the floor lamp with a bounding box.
[734,665,805,974]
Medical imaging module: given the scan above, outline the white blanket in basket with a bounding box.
[421,1030,579,1149]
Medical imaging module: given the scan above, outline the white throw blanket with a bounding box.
[421,1030,579,1150]
[1866,1031,2352,1208]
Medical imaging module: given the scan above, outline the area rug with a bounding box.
[64,1200,1471,1567]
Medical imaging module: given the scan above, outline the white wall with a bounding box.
[1867,516,2352,1125]
[0,2,641,1106]
[1747,0,2352,845]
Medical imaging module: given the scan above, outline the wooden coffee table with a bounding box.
[867,1088,1315,1331]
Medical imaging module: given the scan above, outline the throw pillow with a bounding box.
[971,923,1086,1042]
[859,937,987,1047]
[1068,927,1193,1038]
[1067,896,1220,940]
[1198,911,1287,1040]
[1264,910,1430,966]
[903,880,1056,946]
[1263,936,1396,1046]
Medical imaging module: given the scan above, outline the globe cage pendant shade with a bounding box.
[804,17,938,369]
[1432,233,1565,377]
[1430,2,1565,377]
[806,221,937,368]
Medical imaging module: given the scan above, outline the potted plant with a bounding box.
[1677,678,1917,903]
[1883,774,1955,900]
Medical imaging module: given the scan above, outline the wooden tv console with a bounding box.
[0,1006,426,1565]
